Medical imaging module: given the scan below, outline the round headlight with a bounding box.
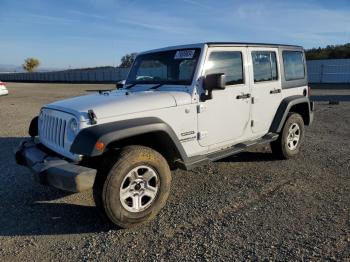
[69,118,79,135]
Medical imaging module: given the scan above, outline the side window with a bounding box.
[252,51,278,82]
[206,51,244,85]
[283,51,305,81]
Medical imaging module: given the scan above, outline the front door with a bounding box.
[248,47,282,134]
[197,47,251,147]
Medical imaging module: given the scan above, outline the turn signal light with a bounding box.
[95,141,105,151]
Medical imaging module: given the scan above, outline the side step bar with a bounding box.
[178,133,279,170]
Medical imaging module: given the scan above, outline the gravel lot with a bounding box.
[0,83,349,261]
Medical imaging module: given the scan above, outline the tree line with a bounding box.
[305,43,350,60]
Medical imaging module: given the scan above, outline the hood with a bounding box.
[45,89,192,120]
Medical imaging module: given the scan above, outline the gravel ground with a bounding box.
[0,83,349,261]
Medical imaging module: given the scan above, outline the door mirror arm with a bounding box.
[201,73,226,101]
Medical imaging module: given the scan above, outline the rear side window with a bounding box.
[282,51,305,81]
[206,51,244,85]
[252,51,278,82]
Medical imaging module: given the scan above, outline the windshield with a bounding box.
[126,48,201,86]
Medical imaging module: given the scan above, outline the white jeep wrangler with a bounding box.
[16,42,314,228]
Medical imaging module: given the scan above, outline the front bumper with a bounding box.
[15,138,96,192]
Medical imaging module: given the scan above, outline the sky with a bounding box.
[0,0,349,69]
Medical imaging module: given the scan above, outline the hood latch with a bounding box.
[88,109,97,125]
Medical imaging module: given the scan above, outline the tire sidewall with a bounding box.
[103,147,171,227]
[281,113,305,157]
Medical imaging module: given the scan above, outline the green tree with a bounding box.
[305,43,350,60]
[22,58,40,72]
[119,53,137,68]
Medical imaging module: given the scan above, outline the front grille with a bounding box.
[38,108,79,160]
[39,112,67,148]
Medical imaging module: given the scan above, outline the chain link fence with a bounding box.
[0,67,130,83]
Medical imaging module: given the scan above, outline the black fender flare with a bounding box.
[70,117,188,160]
[269,95,313,133]
[29,116,39,137]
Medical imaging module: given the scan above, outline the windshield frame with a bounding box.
[125,48,202,86]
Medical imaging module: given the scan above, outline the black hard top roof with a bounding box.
[205,42,303,48]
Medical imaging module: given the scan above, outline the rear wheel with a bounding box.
[96,146,171,228]
[271,113,305,159]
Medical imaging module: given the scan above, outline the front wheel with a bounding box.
[101,146,171,228]
[271,113,305,159]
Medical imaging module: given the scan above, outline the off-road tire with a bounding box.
[271,113,305,159]
[95,146,171,228]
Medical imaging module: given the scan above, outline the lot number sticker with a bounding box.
[174,50,195,59]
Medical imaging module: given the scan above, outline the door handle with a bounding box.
[236,93,251,99]
[270,89,281,94]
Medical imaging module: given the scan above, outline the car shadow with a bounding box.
[0,137,283,236]
[0,202,113,236]
[0,137,114,236]
[217,151,280,163]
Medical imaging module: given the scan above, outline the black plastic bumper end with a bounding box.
[14,139,97,193]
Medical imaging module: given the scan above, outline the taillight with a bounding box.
[308,86,311,97]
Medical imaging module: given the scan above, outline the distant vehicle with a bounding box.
[16,42,314,228]
[0,81,8,96]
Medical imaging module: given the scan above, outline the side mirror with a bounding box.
[116,80,126,89]
[201,73,225,100]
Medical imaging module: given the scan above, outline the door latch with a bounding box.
[197,131,208,140]
[270,89,281,94]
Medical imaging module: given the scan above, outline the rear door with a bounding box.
[248,47,282,134]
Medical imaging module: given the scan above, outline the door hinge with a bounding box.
[197,104,206,113]
[251,97,255,104]
[197,131,208,140]
[251,120,254,127]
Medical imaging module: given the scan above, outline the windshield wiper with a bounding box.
[125,83,137,89]
[149,84,164,90]
[126,83,163,90]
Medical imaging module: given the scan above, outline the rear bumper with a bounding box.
[309,101,315,125]
[15,138,96,193]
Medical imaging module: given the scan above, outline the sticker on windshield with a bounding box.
[174,50,195,59]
